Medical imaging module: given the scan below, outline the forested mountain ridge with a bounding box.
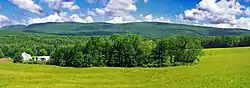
[1,22,250,37]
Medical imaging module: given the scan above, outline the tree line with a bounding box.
[1,31,250,67]
[48,34,202,67]
[200,35,250,48]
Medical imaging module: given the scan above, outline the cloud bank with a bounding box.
[178,0,250,29]
[27,13,93,24]
[0,14,9,27]
[9,0,43,14]
[45,0,80,15]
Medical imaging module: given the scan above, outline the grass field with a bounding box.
[0,47,250,88]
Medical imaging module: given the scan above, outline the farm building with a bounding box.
[36,56,50,61]
[21,52,50,61]
[21,52,32,61]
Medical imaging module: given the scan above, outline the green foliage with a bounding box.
[0,30,250,68]
[105,34,141,67]
[84,37,106,67]
[25,48,34,56]
[23,60,47,65]
[200,35,250,48]
[49,34,203,67]
[152,36,203,67]
[39,49,48,56]
[13,52,22,63]
[0,48,4,58]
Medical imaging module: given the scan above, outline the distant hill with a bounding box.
[1,25,26,31]
[1,22,250,37]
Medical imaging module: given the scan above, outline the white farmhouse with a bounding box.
[37,56,50,61]
[21,52,50,61]
[21,52,32,61]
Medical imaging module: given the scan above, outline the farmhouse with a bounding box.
[21,52,32,61]
[36,56,50,61]
[21,52,50,61]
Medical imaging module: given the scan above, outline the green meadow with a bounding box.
[0,47,250,88]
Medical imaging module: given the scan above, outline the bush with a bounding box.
[13,52,23,63]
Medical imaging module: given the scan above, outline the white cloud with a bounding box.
[106,14,171,24]
[144,0,148,3]
[144,14,153,21]
[103,0,137,21]
[87,10,97,16]
[0,14,9,27]
[86,8,105,17]
[139,14,143,17]
[106,16,141,24]
[244,7,250,16]
[45,0,80,14]
[155,17,171,23]
[78,12,86,17]
[28,13,65,24]
[142,14,171,23]
[105,0,136,12]
[123,15,136,21]
[9,0,43,14]
[0,15,8,22]
[234,17,250,29]
[180,0,244,23]
[197,0,244,15]
[59,12,68,17]
[27,13,94,24]
[69,14,85,23]
[85,16,94,23]
[95,8,105,15]
[61,2,80,11]
[92,0,168,23]
[70,5,80,11]
[179,0,250,29]
[86,0,139,22]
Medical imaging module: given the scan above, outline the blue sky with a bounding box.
[0,0,250,29]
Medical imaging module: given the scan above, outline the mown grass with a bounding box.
[0,47,250,88]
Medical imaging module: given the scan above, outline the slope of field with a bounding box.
[0,47,250,88]
[1,22,250,37]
